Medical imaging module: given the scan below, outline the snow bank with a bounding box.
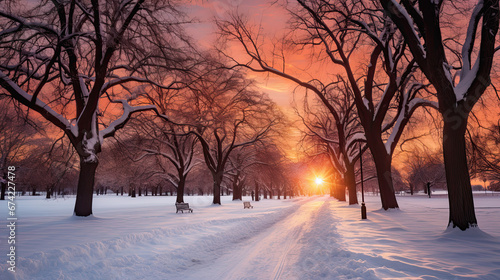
[332,194,500,279]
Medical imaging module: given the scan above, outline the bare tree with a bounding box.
[217,1,436,209]
[227,148,260,201]
[404,148,446,194]
[130,118,199,203]
[12,136,79,198]
[0,0,194,216]
[379,0,499,230]
[95,138,136,195]
[250,143,290,200]
[0,98,39,200]
[298,78,364,204]
[42,136,78,199]
[468,122,500,182]
[187,66,282,205]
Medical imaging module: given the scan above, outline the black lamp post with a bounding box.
[359,143,367,219]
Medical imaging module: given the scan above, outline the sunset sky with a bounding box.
[187,0,294,105]
[182,0,500,186]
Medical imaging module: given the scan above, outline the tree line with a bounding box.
[1,0,499,231]
[216,0,499,230]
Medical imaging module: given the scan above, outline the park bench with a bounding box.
[243,201,253,209]
[176,202,193,213]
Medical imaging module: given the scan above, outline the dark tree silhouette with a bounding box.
[217,2,437,209]
[379,0,499,230]
[187,67,281,205]
[0,0,194,216]
[0,99,38,200]
[132,119,199,204]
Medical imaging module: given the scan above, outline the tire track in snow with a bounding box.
[271,199,326,280]
[271,224,301,280]
[103,196,315,280]
[186,196,328,280]
[289,199,379,280]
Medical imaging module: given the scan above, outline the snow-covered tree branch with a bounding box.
[0,0,197,216]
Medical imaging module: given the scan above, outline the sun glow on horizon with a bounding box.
[315,177,324,185]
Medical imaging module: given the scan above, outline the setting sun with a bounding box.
[315,177,324,185]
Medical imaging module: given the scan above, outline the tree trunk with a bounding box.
[46,186,52,199]
[370,144,399,209]
[335,179,346,201]
[213,173,223,204]
[443,119,477,230]
[255,182,260,202]
[0,172,6,200]
[232,177,242,201]
[74,160,98,216]
[344,163,358,205]
[232,186,242,200]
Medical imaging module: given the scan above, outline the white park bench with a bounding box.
[243,201,254,209]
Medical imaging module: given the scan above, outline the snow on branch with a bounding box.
[384,96,438,155]
[382,0,426,62]
[166,177,179,188]
[0,11,58,35]
[0,71,73,136]
[327,143,346,175]
[455,60,480,101]
[100,99,156,141]
[346,132,366,147]
[461,1,484,81]
[455,0,485,102]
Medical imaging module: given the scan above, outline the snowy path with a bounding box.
[183,196,376,280]
[185,197,321,280]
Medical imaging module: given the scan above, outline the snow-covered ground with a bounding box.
[1,192,499,279]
